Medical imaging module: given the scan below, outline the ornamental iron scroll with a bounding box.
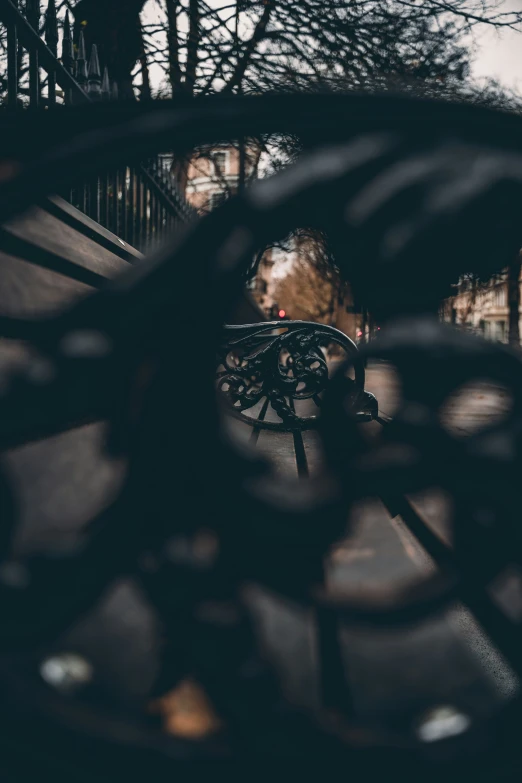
[2,94,522,776]
[217,320,377,431]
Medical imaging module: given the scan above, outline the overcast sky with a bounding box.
[142,0,522,94]
[471,0,521,92]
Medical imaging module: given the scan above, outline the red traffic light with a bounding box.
[278,309,286,318]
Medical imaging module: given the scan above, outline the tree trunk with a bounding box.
[185,0,200,96]
[139,21,151,100]
[508,254,521,347]
[166,0,182,94]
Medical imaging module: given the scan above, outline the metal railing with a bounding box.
[0,0,195,250]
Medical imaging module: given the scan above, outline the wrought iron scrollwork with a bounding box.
[217,320,376,431]
[2,93,522,775]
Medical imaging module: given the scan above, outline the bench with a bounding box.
[218,320,378,477]
[0,93,521,777]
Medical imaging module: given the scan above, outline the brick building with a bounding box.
[185,145,257,213]
[441,267,522,343]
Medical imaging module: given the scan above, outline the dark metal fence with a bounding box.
[0,0,195,250]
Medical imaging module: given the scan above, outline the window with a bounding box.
[495,320,506,342]
[493,286,506,308]
[212,151,227,176]
[209,191,227,210]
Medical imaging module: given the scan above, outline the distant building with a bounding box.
[441,268,521,343]
[185,144,257,213]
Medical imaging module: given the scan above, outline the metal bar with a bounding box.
[122,168,129,243]
[249,397,270,447]
[96,176,102,225]
[90,176,100,225]
[6,4,18,109]
[129,168,136,248]
[104,171,110,229]
[87,44,101,101]
[75,30,88,93]
[160,205,166,242]
[114,169,121,237]
[44,0,58,106]
[149,188,153,248]
[147,190,152,247]
[288,398,309,478]
[141,183,147,250]
[61,10,74,104]
[46,63,56,106]
[138,163,189,222]
[109,169,116,235]
[81,181,88,216]
[154,189,160,242]
[27,0,40,108]
[155,192,160,242]
[136,177,142,249]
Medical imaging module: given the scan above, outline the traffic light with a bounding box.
[268,304,290,320]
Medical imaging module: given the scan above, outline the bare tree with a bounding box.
[268,228,341,321]
[60,0,522,328]
[273,254,340,324]
[61,1,522,100]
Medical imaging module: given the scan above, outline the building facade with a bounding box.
[185,145,257,213]
[441,268,522,343]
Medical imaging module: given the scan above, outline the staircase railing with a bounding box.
[0,0,195,250]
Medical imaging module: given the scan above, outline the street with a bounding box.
[5,359,518,738]
[224,361,519,728]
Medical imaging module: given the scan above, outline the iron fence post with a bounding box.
[27,0,40,107]
[61,10,74,104]
[101,67,110,101]
[6,0,18,109]
[44,0,57,106]
[87,43,101,100]
[76,29,87,94]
